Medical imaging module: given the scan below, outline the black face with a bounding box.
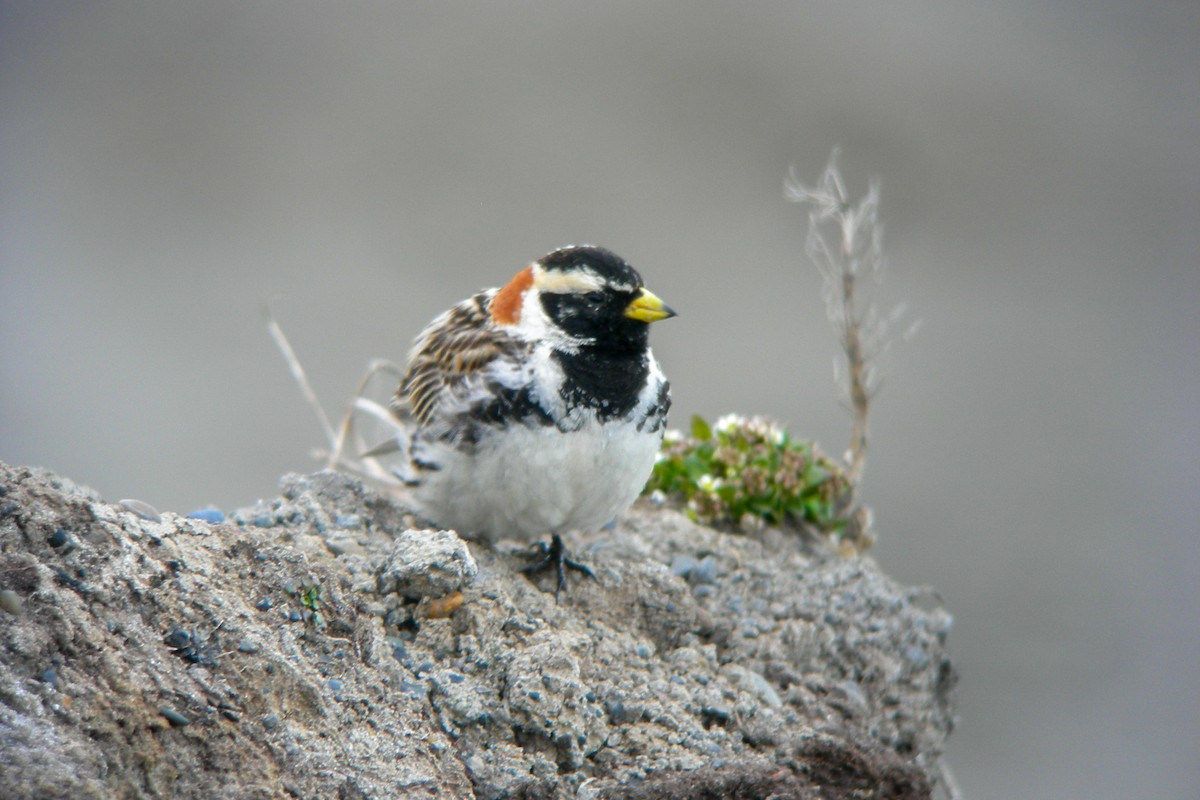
[537,247,650,355]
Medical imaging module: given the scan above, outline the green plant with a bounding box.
[284,578,327,630]
[645,413,855,538]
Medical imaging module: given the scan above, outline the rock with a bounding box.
[378,528,479,598]
[117,497,161,522]
[185,507,226,524]
[0,589,21,615]
[0,461,957,799]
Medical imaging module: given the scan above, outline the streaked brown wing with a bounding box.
[396,292,518,427]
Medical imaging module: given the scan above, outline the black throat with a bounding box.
[554,346,650,421]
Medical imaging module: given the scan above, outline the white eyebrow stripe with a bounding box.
[532,264,606,294]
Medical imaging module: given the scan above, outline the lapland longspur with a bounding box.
[387,245,675,589]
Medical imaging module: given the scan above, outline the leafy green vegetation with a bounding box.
[645,413,856,539]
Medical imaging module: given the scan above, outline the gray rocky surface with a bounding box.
[0,461,955,799]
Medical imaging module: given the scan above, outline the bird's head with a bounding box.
[492,245,676,354]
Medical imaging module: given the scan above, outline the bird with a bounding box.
[383,245,675,591]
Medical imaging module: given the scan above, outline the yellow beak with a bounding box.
[624,288,677,323]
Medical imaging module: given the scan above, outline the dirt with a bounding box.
[0,461,955,799]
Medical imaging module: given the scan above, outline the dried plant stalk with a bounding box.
[786,150,908,488]
[263,300,337,448]
[264,302,410,491]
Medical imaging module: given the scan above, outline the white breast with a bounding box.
[412,417,663,542]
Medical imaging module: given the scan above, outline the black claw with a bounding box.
[519,534,595,597]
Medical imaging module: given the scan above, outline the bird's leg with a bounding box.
[520,534,595,596]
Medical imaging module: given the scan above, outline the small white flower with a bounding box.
[714,413,744,434]
[697,474,722,493]
[744,415,784,444]
[662,429,683,444]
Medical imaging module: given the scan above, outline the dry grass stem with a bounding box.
[786,150,909,489]
[262,300,337,447]
[264,303,409,490]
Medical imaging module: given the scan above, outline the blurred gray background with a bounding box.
[2,2,1196,797]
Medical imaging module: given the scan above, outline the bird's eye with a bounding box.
[584,291,606,305]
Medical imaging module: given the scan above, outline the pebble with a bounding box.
[118,499,161,522]
[669,555,698,578]
[723,664,783,709]
[186,507,225,524]
[325,535,365,557]
[903,645,929,668]
[0,589,22,615]
[426,591,464,619]
[164,628,218,667]
[377,529,478,598]
[749,671,783,709]
[47,528,70,548]
[159,707,190,727]
[700,705,731,724]
[691,555,719,584]
[53,568,88,593]
[262,713,281,730]
[606,700,636,724]
[833,680,868,714]
[400,679,427,700]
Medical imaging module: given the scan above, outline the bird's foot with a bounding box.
[520,534,595,597]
